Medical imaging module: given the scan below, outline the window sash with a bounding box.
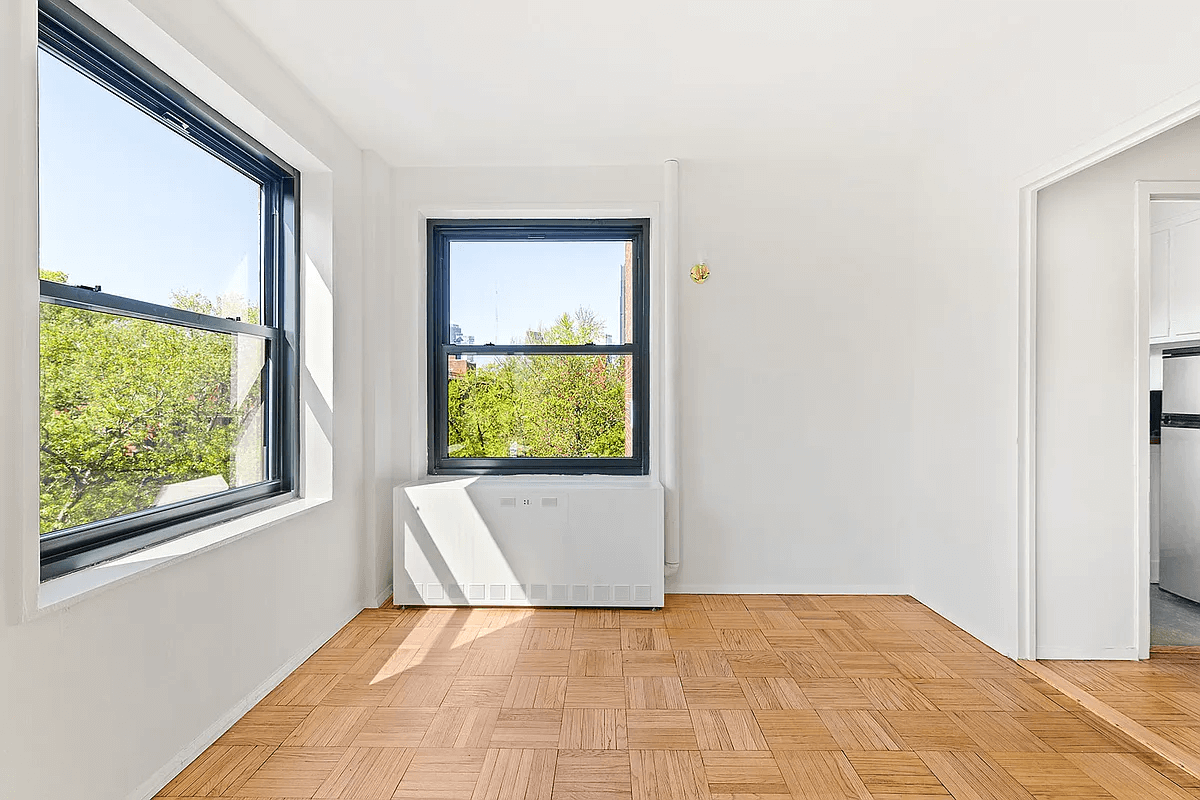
[36,0,301,581]
[37,296,286,579]
[39,281,278,339]
[427,219,651,476]
[39,483,287,577]
[447,345,637,357]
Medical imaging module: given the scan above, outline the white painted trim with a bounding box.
[670,584,915,595]
[1016,79,1200,660]
[124,604,363,800]
[1034,645,1140,661]
[3,0,41,627]
[374,583,395,608]
[408,201,665,481]
[1017,184,1037,660]
[1135,182,1200,659]
[1137,183,1153,661]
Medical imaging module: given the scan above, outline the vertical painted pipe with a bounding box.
[663,159,680,577]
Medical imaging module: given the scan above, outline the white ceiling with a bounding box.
[214,0,1199,167]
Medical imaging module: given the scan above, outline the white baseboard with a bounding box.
[1035,645,1139,660]
[373,583,395,608]
[126,604,364,800]
[668,584,914,596]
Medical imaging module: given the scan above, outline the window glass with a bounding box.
[38,49,263,321]
[429,220,648,475]
[40,306,267,534]
[36,0,297,580]
[449,240,632,346]
[447,354,632,459]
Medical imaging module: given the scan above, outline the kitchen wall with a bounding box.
[0,1,376,798]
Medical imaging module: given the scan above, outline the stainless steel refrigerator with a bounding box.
[1161,348,1200,602]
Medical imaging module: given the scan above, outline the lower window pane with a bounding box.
[448,354,632,458]
[39,304,268,534]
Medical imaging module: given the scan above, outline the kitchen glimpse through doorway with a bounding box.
[1149,195,1200,647]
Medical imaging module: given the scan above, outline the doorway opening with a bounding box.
[1149,195,1200,647]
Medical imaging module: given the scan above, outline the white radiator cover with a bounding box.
[395,477,665,608]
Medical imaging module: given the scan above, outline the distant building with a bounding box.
[449,323,473,376]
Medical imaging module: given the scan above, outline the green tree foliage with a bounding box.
[448,308,628,458]
[39,270,262,533]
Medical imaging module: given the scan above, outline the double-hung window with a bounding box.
[37,0,300,580]
[427,219,650,475]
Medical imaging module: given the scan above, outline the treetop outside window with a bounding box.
[36,0,300,581]
[427,219,651,476]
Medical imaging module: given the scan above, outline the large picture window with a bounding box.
[427,219,650,475]
[37,0,299,580]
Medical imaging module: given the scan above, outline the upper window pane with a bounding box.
[37,48,263,321]
[449,240,633,346]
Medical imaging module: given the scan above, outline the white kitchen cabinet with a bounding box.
[1170,218,1200,337]
[1150,205,1200,344]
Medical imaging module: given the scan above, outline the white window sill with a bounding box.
[35,496,329,615]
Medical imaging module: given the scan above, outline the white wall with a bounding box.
[908,3,1200,657]
[0,1,377,798]
[362,149,396,604]
[386,157,919,596]
[1035,121,1200,658]
[389,164,666,490]
[675,160,916,593]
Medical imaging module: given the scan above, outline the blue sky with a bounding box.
[450,240,626,347]
[38,48,261,313]
[39,47,625,336]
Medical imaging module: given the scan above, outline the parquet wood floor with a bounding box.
[156,596,1200,799]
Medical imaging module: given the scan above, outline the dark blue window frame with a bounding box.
[427,218,651,476]
[37,0,301,581]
